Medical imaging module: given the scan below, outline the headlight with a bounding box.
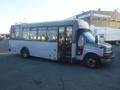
[104,51,112,57]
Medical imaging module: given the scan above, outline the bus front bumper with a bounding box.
[100,54,114,64]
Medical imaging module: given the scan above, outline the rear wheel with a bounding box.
[21,48,30,58]
[84,54,100,68]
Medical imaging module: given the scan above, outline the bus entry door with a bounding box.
[58,27,72,63]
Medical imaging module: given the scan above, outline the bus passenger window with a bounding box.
[11,32,16,39]
[29,31,37,40]
[10,26,16,39]
[15,27,22,40]
[29,28,37,40]
[23,31,29,40]
[38,30,47,41]
[47,30,57,42]
[22,28,30,40]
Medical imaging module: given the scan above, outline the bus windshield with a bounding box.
[83,31,95,43]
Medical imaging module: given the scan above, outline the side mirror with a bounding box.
[95,35,98,44]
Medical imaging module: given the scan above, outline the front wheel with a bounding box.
[84,54,100,68]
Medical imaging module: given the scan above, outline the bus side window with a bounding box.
[38,29,47,41]
[47,30,57,42]
[22,28,30,40]
[15,27,23,40]
[29,28,37,40]
[11,31,16,39]
[10,26,16,39]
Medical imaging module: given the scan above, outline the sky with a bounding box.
[0,0,120,33]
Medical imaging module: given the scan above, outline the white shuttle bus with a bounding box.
[9,19,113,68]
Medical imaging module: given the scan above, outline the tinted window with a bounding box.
[47,27,58,42]
[10,27,16,39]
[47,30,57,42]
[29,28,37,40]
[38,27,47,41]
[15,27,23,39]
[23,28,30,40]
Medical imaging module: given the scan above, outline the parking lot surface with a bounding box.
[0,40,120,90]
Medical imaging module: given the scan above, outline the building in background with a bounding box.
[67,9,120,29]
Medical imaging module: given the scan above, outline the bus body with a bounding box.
[9,19,113,68]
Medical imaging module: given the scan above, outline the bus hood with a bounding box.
[98,42,112,49]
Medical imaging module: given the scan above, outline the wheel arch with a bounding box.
[20,46,30,55]
[84,52,100,60]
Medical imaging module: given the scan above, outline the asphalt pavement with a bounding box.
[0,40,120,90]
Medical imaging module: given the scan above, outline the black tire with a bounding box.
[21,48,30,58]
[84,54,100,68]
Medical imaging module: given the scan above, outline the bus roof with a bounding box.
[12,19,82,28]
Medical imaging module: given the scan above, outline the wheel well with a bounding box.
[20,47,29,54]
[84,53,100,60]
